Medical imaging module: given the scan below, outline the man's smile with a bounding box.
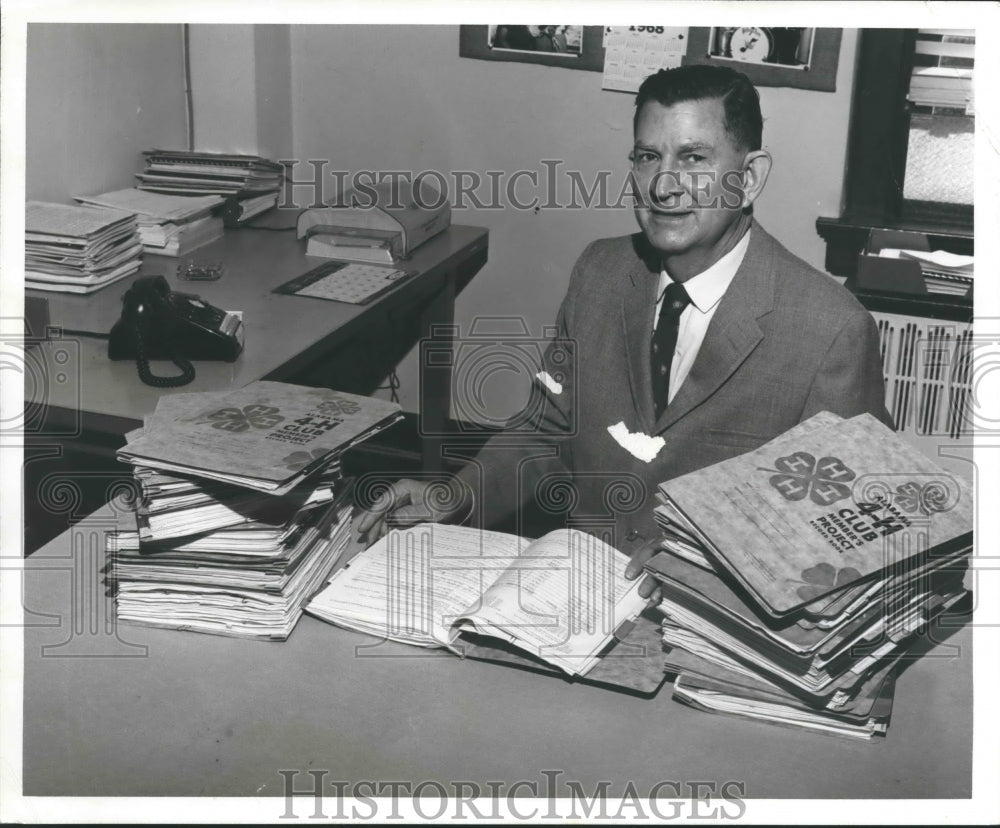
[646,208,693,220]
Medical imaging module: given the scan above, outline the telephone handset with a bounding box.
[108,276,244,388]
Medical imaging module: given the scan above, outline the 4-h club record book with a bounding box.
[117,381,403,494]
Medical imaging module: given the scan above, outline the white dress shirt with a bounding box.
[654,230,751,404]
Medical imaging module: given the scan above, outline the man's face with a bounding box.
[632,98,751,274]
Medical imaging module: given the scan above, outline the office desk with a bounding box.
[21,502,973,800]
[25,221,489,462]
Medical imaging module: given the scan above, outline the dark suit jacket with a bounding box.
[458,221,892,549]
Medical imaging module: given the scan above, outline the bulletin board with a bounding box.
[459,25,842,92]
[682,28,842,92]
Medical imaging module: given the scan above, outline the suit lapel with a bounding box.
[620,239,660,434]
[653,221,777,434]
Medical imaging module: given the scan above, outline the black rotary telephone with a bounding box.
[108,276,244,387]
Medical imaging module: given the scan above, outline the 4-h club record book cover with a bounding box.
[117,381,402,493]
[657,412,973,617]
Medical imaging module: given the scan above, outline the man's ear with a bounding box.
[739,150,772,209]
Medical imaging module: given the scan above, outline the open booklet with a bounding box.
[307,524,648,678]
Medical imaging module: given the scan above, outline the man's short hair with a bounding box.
[634,65,763,152]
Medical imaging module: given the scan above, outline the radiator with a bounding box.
[871,311,973,454]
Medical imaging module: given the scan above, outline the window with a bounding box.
[816,29,973,279]
[902,30,974,217]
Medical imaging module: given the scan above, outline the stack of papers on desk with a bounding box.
[137,149,284,198]
[878,247,974,296]
[646,411,973,739]
[133,466,341,541]
[664,643,899,740]
[25,201,143,294]
[108,489,353,639]
[74,188,224,257]
[106,383,402,640]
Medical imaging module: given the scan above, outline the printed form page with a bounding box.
[454,529,646,675]
[308,524,522,646]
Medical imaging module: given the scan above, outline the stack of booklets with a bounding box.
[74,188,224,257]
[25,201,143,294]
[106,382,403,639]
[645,411,973,739]
[136,150,284,219]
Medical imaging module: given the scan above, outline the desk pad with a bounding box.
[274,260,416,305]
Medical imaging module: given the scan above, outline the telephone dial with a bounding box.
[108,275,244,387]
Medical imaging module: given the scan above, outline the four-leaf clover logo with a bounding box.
[894,480,951,515]
[282,447,329,472]
[794,562,863,602]
[762,452,856,506]
[199,404,284,433]
[317,398,361,417]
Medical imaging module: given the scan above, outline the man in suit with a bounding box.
[358,65,891,594]
[535,25,558,52]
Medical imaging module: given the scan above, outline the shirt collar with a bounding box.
[659,229,752,313]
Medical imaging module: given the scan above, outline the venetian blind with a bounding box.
[907,29,975,114]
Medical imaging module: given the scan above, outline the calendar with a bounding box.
[602,26,688,93]
[274,260,416,305]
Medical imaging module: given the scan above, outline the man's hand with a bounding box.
[624,538,663,606]
[356,476,472,547]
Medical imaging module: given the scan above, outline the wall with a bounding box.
[187,25,258,155]
[187,24,293,159]
[289,26,859,418]
[253,25,294,161]
[25,24,188,203]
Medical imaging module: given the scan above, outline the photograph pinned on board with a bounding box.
[488,25,583,57]
[708,27,816,68]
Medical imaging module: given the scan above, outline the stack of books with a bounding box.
[25,201,143,294]
[136,149,284,219]
[74,188,224,257]
[106,382,403,640]
[645,411,973,739]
